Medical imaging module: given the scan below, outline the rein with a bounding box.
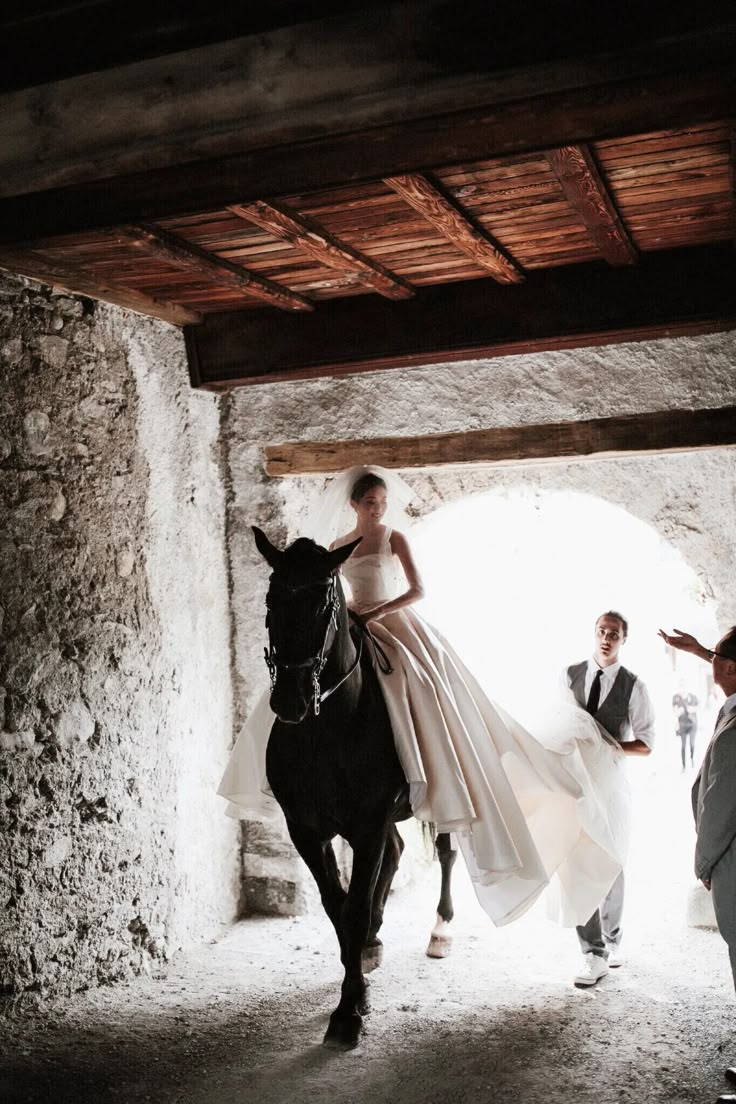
[264,576,393,717]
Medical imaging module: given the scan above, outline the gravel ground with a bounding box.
[2,763,734,1104]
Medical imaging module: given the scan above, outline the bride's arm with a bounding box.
[359,530,425,621]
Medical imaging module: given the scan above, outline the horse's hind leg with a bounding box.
[427,831,457,959]
[363,822,404,973]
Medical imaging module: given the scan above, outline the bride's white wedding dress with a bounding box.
[218,528,630,927]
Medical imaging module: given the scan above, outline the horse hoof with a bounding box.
[323,1012,363,1049]
[362,942,383,973]
[426,934,453,959]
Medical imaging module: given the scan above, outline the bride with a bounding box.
[219,465,630,928]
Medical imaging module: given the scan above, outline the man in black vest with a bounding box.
[567,610,655,988]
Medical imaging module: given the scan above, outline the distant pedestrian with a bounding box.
[672,689,698,770]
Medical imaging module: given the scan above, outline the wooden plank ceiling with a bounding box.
[0,6,735,387]
[5,123,730,313]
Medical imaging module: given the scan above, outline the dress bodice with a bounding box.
[340,528,403,608]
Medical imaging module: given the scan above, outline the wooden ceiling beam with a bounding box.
[0,60,734,246]
[0,248,201,326]
[384,173,523,284]
[112,223,314,312]
[183,243,736,387]
[546,144,638,265]
[3,12,734,200]
[730,123,736,244]
[264,404,736,476]
[227,201,413,300]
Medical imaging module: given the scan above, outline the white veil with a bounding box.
[303,465,416,549]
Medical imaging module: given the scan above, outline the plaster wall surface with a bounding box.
[0,275,238,995]
[227,329,736,659]
[224,331,736,910]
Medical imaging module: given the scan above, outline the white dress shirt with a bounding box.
[718,692,736,720]
[575,658,656,748]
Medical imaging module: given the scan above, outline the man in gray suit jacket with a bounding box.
[659,624,736,1102]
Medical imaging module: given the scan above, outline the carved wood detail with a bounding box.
[113,223,314,312]
[384,173,524,284]
[0,248,201,326]
[228,201,414,300]
[546,144,638,265]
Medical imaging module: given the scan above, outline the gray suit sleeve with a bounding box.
[691,772,701,823]
[694,730,736,880]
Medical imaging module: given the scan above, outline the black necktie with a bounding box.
[586,669,603,715]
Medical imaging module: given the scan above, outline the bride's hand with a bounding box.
[359,604,386,622]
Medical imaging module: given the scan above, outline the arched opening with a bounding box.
[403,486,722,948]
[412,486,719,733]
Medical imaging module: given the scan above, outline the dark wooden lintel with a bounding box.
[184,243,736,387]
[264,405,736,476]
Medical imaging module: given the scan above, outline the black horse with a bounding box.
[253,527,457,1048]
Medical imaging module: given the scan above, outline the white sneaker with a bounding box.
[606,944,625,968]
[573,953,609,987]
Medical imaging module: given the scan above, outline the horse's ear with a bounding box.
[325,536,362,571]
[252,526,284,569]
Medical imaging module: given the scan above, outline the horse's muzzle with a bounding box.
[270,677,311,724]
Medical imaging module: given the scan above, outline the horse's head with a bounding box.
[253,526,362,724]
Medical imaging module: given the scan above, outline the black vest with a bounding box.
[567,661,637,744]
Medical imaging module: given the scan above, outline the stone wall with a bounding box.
[0,275,238,995]
[223,329,736,909]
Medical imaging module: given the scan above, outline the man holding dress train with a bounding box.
[566,610,656,988]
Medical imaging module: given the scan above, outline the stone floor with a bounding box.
[2,759,734,1104]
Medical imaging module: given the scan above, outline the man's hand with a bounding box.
[701,877,712,891]
[620,739,652,756]
[658,628,711,662]
[658,628,699,651]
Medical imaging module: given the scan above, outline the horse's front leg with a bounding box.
[364,822,404,972]
[427,831,457,959]
[285,822,347,957]
[324,830,387,1049]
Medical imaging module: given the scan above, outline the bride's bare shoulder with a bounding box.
[388,528,409,550]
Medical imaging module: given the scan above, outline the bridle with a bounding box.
[264,573,362,717]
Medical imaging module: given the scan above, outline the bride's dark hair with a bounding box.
[350,472,387,503]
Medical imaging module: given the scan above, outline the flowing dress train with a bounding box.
[218,529,630,926]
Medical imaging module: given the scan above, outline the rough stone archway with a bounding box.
[225,328,736,912]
